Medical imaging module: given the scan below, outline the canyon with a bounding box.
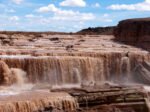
[0,17,149,112]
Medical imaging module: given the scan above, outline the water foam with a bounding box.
[52,84,81,89]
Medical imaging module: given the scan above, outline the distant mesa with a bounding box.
[0,26,116,36]
[77,26,115,35]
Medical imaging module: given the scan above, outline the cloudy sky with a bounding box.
[0,0,150,32]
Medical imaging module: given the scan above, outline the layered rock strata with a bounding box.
[114,18,150,51]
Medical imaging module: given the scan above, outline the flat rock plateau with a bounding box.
[0,18,150,112]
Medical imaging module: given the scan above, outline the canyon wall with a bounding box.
[114,18,150,51]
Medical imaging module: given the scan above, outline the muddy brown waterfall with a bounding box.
[0,60,27,85]
[0,52,149,86]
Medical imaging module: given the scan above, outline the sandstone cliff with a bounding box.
[114,18,150,51]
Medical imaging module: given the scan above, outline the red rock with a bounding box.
[114,18,150,50]
[114,18,150,42]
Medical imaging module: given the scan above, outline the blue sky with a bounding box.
[0,0,150,32]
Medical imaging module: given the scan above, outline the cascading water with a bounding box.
[0,53,149,87]
[10,68,27,86]
[0,60,27,86]
[0,56,105,87]
[0,60,33,95]
[114,56,132,84]
[0,60,79,112]
[0,91,78,112]
[121,56,131,78]
[0,53,149,112]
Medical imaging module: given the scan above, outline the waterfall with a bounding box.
[0,92,78,112]
[0,56,105,87]
[0,53,149,87]
[0,52,149,112]
[121,57,131,76]
[119,56,131,83]
[0,60,27,86]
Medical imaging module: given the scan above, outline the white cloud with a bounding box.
[92,3,100,8]
[37,4,95,21]
[104,19,112,22]
[103,14,109,17]
[12,0,23,4]
[6,9,15,13]
[25,14,43,19]
[10,16,19,21]
[52,12,95,21]
[60,0,86,7]
[37,4,58,13]
[146,0,150,3]
[0,4,6,8]
[108,0,150,11]
[101,14,113,22]
[25,14,35,18]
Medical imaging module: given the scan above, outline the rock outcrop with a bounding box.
[133,61,150,85]
[114,18,150,50]
[52,86,148,112]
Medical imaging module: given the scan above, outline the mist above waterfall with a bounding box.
[0,60,34,96]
